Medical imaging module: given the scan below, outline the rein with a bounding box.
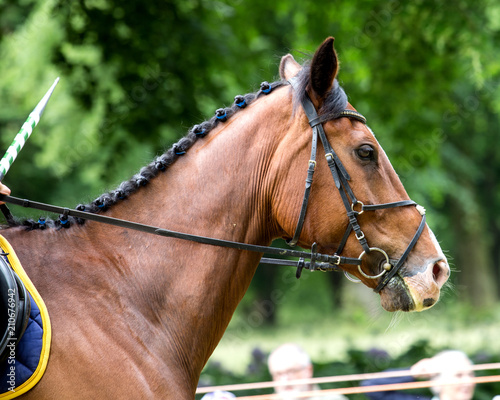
[0,194,349,273]
[0,80,427,293]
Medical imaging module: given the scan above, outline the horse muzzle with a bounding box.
[379,258,450,312]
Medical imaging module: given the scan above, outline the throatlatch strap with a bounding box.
[288,127,318,247]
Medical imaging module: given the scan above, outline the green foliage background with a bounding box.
[1,0,500,396]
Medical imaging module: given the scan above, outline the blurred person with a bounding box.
[200,390,236,399]
[361,350,475,400]
[0,182,10,205]
[267,343,347,400]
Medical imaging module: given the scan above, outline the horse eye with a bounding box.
[356,145,374,161]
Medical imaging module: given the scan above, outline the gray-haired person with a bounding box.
[268,343,347,400]
[361,350,475,400]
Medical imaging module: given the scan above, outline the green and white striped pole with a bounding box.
[0,77,59,181]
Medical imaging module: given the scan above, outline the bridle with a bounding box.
[0,79,427,293]
[286,77,427,293]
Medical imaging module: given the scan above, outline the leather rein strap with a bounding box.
[0,194,351,274]
[0,81,427,292]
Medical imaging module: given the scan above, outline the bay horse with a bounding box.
[0,37,449,399]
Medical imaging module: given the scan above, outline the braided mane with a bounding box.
[17,63,348,231]
[20,80,287,230]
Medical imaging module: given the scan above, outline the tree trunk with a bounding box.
[449,196,497,307]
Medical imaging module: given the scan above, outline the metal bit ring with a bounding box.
[357,247,392,279]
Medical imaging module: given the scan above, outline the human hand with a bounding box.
[0,183,11,205]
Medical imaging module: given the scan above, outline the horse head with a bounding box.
[274,37,449,312]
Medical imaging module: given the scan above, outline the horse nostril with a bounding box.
[432,264,440,281]
[423,298,436,308]
[432,260,449,287]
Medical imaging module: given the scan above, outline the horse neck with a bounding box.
[102,87,295,381]
[106,86,294,250]
[9,86,295,388]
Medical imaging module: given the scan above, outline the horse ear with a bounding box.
[279,54,301,80]
[310,37,339,99]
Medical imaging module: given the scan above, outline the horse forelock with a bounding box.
[292,63,348,123]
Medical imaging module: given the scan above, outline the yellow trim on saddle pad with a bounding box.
[0,235,51,399]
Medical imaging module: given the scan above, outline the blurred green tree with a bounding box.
[0,0,498,316]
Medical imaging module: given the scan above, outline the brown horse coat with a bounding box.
[0,38,448,399]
